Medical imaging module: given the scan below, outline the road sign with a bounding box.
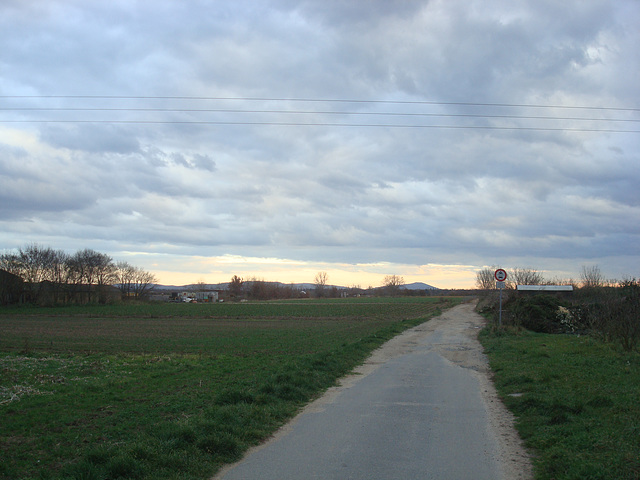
[494,269,507,282]
[496,281,506,289]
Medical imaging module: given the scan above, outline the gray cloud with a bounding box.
[0,0,638,285]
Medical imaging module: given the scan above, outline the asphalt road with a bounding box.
[214,302,530,480]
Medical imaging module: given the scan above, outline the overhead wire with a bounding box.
[1,107,638,123]
[1,95,638,132]
[1,94,639,112]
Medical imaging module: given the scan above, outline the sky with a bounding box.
[1,0,639,289]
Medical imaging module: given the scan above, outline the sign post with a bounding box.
[494,269,507,326]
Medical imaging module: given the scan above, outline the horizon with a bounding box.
[143,259,599,291]
[4,242,612,290]
[146,260,478,290]
[150,278,440,289]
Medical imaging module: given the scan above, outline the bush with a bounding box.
[510,295,562,333]
[480,281,640,350]
[582,280,640,351]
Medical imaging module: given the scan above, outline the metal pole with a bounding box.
[498,284,503,327]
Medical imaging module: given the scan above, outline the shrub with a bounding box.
[583,280,640,351]
[507,295,568,334]
[482,281,639,350]
[500,293,603,335]
[556,306,582,333]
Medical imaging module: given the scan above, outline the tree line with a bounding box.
[0,244,156,305]
[223,272,419,301]
[475,265,612,290]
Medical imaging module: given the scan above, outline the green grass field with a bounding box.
[480,328,640,480]
[0,297,457,480]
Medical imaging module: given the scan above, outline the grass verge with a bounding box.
[1,297,458,479]
[480,328,640,480]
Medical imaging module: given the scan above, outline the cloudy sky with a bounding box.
[1,0,639,288]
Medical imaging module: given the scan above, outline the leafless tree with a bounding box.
[0,251,19,274]
[22,244,61,281]
[115,261,156,300]
[383,275,405,295]
[67,249,115,303]
[3,244,69,303]
[116,261,136,296]
[547,276,576,287]
[228,275,244,298]
[2,244,158,304]
[131,268,157,300]
[509,267,544,288]
[315,271,328,297]
[475,267,497,290]
[246,277,267,300]
[347,284,363,297]
[581,265,605,288]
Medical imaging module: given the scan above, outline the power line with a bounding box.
[1,95,639,112]
[2,95,637,132]
[1,107,638,123]
[2,119,637,133]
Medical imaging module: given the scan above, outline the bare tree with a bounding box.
[18,244,54,285]
[131,268,157,300]
[2,245,157,304]
[228,275,244,298]
[509,267,544,288]
[0,245,73,304]
[314,271,328,297]
[547,276,576,287]
[383,275,405,295]
[15,244,65,303]
[67,249,115,303]
[581,265,605,288]
[347,284,363,297]
[475,267,497,290]
[115,261,137,297]
[0,251,20,275]
[115,261,156,300]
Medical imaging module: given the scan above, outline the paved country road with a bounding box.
[213,301,533,480]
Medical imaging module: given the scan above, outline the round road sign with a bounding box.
[494,269,507,282]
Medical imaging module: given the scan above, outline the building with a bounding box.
[0,269,24,305]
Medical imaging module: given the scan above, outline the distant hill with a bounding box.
[401,282,439,290]
[151,281,439,291]
[151,281,323,291]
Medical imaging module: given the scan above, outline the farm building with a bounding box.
[173,290,220,303]
[0,269,24,305]
[516,285,574,298]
